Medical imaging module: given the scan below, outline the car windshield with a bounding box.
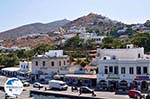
[35,82,40,85]
[82,87,92,91]
[60,83,66,86]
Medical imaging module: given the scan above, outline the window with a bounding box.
[104,66,108,74]
[109,66,113,73]
[114,66,118,74]
[59,61,61,66]
[51,61,54,66]
[136,67,141,74]
[129,67,134,74]
[35,61,38,66]
[112,55,116,60]
[121,67,125,74]
[67,60,69,63]
[42,61,45,67]
[138,53,141,58]
[143,67,148,74]
[26,65,28,69]
[103,57,106,60]
[97,53,100,57]
[64,61,66,65]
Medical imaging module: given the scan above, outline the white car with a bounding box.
[33,82,44,88]
[23,82,30,87]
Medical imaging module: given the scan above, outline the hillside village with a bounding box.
[0,13,150,99]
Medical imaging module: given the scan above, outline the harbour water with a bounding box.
[33,94,71,99]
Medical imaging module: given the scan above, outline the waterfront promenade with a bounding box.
[0,76,129,99]
[30,87,129,99]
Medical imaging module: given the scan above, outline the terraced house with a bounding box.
[96,44,150,91]
[31,50,70,82]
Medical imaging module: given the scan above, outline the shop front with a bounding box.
[64,74,97,88]
[135,75,150,91]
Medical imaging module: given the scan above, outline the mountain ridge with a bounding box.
[63,13,125,34]
[0,13,149,40]
[0,19,70,40]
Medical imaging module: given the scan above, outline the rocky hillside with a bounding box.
[144,20,150,27]
[63,13,125,34]
[0,13,127,40]
[2,34,64,48]
[0,19,70,40]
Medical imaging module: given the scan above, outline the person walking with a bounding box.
[79,87,82,95]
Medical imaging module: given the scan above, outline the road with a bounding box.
[0,76,130,99]
[30,86,129,99]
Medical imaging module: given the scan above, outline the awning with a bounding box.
[65,74,96,79]
[135,75,150,80]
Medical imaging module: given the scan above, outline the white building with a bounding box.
[31,50,70,81]
[1,61,32,80]
[79,33,106,45]
[63,33,77,40]
[17,61,32,80]
[96,44,150,91]
[60,33,77,43]
[67,26,86,33]
[131,24,145,31]
[19,61,32,73]
[1,67,20,77]
[143,29,150,33]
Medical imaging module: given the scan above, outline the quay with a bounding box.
[30,90,101,99]
[30,87,129,99]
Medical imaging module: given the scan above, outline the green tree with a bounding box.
[0,53,19,67]
[33,44,54,55]
[131,33,150,52]
[80,60,87,67]
[84,39,96,50]
[64,36,84,50]
[102,36,115,44]
[101,36,126,49]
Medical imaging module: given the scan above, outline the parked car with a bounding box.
[128,89,145,98]
[48,80,68,90]
[146,94,150,99]
[23,82,30,87]
[79,86,96,96]
[33,82,44,88]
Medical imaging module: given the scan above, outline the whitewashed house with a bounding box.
[17,61,32,80]
[31,50,70,81]
[67,26,86,33]
[131,24,145,31]
[96,44,150,91]
[1,61,32,80]
[79,33,106,45]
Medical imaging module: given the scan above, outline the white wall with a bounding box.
[97,48,144,60]
[45,50,63,57]
[20,61,32,72]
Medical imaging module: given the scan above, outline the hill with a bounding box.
[0,19,70,40]
[63,13,125,34]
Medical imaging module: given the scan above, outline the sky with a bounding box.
[0,0,150,32]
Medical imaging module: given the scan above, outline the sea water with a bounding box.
[33,94,70,99]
